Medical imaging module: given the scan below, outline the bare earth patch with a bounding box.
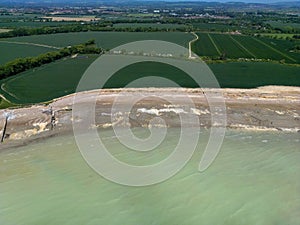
[0,29,11,33]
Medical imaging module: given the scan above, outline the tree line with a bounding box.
[0,40,102,79]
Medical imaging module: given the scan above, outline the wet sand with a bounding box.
[0,86,299,149]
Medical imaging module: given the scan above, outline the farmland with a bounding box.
[0,55,98,104]
[0,41,55,65]
[5,31,193,49]
[192,32,300,63]
[0,29,299,105]
[192,23,239,32]
[0,56,299,104]
[266,21,300,32]
[113,23,187,29]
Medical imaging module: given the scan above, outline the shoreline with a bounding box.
[0,86,299,149]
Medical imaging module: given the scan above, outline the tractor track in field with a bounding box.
[251,37,296,63]
[228,35,257,58]
[207,33,221,56]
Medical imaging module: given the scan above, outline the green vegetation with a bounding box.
[0,22,190,40]
[0,21,77,28]
[193,32,299,63]
[0,59,299,104]
[0,97,15,109]
[113,23,187,30]
[266,21,300,33]
[209,62,300,88]
[192,23,239,32]
[0,55,98,104]
[6,31,193,49]
[0,40,101,79]
[0,41,54,65]
[192,33,220,57]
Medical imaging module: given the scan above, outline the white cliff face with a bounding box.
[0,87,299,145]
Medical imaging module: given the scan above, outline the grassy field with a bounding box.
[0,55,299,104]
[266,21,300,31]
[113,23,187,29]
[0,42,55,65]
[0,14,77,28]
[5,32,194,49]
[0,21,77,28]
[192,33,220,57]
[0,55,98,104]
[0,97,16,109]
[260,33,299,39]
[209,62,300,88]
[193,32,299,63]
[192,23,238,32]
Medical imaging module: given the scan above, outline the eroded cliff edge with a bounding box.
[0,86,299,148]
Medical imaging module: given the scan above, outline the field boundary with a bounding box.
[251,37,296,62]
[229,35,257,58]
[207,33,221,56]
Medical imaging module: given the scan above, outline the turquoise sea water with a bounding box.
[0,129,299,225]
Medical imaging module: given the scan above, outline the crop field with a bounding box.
[0,42,54,65]
[0,14,77,28]
[0,21,77,28]
[192,23,238,32]
[193,32,299,63]
[0,55,299,104]
[191,33,220,56]
[260,33,298,39]
[0,55,98,104]
[113,23,187,29]
[6,31,194,49]
[266,21,300,31]
[209,62,300,88]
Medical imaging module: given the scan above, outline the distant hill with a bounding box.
[0,0,299,7]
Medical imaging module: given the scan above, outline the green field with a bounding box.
[113,23,187,29]
[0,42,55,65]
[5,31,193,49]
[0,55,98,104]
[0,14,78,28]
[192,23,238,32]
[267,21,300,32]
[0,21,77,28]
[193,32,299,63]
[0,55,299,104]
[260,33,299,39]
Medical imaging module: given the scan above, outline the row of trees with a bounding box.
[0,40,102,79]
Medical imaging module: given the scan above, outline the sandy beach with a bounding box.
[0,86,299,149]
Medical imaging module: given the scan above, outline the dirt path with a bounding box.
[189,32,199,59]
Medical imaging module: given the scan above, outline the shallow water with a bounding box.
[0,128,299,225]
